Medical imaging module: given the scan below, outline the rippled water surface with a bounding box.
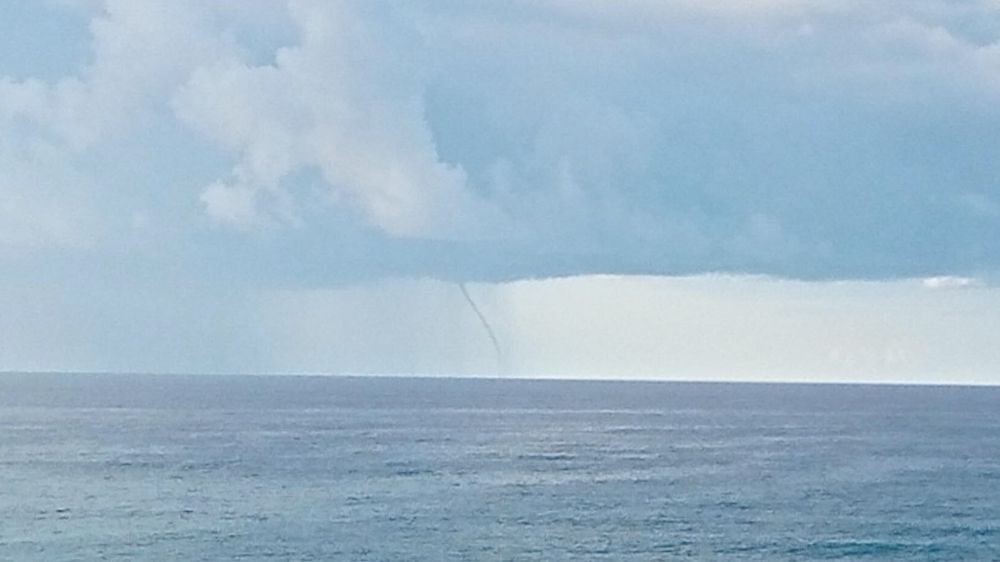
[2,374,999,560]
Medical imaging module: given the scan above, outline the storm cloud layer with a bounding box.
[2,0,1000,284]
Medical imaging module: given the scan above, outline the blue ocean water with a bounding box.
[1,374,998,561]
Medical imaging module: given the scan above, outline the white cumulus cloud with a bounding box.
[173,0,500,237]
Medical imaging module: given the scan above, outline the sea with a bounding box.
[1,373,998,561]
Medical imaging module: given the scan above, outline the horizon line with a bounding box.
[1,370,997,389]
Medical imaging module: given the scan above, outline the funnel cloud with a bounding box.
[459,283,504,371]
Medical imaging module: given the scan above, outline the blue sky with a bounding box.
[2,0,1000,381]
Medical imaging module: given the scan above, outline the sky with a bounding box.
[1,0,1000,382]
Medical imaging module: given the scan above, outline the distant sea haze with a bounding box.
[2,373,998,560]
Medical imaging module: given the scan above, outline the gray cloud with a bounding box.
[1,0,999,282]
